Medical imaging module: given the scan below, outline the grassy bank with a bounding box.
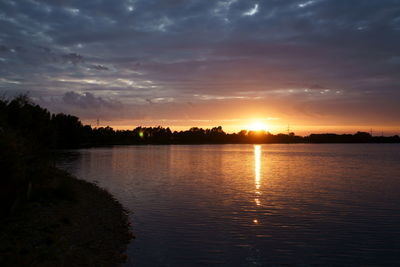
[0,168,133,267]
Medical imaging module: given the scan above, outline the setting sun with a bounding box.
[248,121,268,132]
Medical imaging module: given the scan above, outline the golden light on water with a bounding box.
[254,145,261,190]
[254,144,262,221]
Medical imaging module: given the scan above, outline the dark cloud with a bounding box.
[90,64,109,71]
[0,0,399,129]
[62,53,84,65]
[35,91,131,122]
[0,45,11,53]
[62,91,120,109]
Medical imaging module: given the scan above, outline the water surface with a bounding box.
[58,144,400,266]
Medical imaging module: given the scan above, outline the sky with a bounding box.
[0,0,399,134]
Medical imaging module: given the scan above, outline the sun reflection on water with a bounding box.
[254,145,262,224]
[254,145,261,190]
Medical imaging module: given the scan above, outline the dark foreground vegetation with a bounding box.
[0,96,132,266]
[0,169,132,266]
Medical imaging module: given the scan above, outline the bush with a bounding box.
[0,131,28,214]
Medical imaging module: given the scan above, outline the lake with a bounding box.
[57,144,400,266]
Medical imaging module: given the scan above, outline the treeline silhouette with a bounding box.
[90,127,400,145]
[1,95,399,149]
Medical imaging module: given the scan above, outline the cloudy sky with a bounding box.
[1,0,399,134]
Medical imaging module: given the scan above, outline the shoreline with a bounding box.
[0,168,133,267]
